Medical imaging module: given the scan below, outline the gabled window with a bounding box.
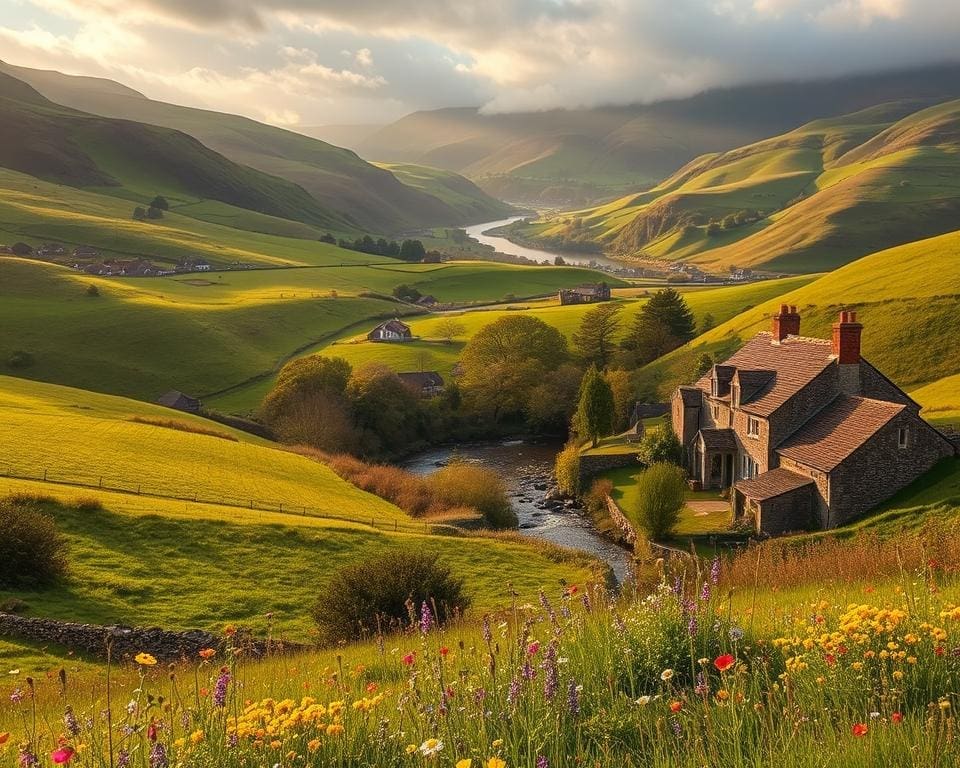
[747,416,760,438]
[898,427,908,449]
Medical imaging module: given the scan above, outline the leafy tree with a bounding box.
[572,302,623,369]
[573,365,615,447]
[554,443,581,497]
[399,239,426,262]
[132,206,147,221]
[459,315,567,422]
[392,284,422,302]
[347,362,422,457]
[553,256,566,266]
[525,363,583,433]
[150,195,169,211]
[0,499,69,588]
[622,288,696,365]
[146,206,163,220]
[319,233,336,244]
[434,318,466,343]
[603,368,635,432]
[632,463,686,539]
[636,424,684,467]
[311,548,468,643]
[692,352,714,380]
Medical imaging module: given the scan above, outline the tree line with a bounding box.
[321,233,433,262]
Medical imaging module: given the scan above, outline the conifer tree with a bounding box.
[574,365,615,447]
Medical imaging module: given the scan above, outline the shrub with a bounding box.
[127,416,239,442]
[0,498,69,588]
[311,548,468,644]
[6,350,34,369]
[636,424,684,467]
[554,443,581,497]
[583,478,613,521]
[86,284,100,297]
[74,496,104,512]
[427,462,517,529]
[632,463,686,540]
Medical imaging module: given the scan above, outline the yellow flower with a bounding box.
[492,739,503,748]
[487,758,507,768]
[940,700,951,710]
[134,652,157,666]
[406,744,418,755]
[270,740,281,749]
[307,739,321,753]
[457,761,473,768]
[190,729,205,745]
[326,724,345,736]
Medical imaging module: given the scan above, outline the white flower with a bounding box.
[660,669,675,682]
[870,711,881,719]
[419,738,444,757]
[635,695,652,706]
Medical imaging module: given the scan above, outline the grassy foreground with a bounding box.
[3,554,960,767]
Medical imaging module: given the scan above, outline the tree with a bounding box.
[132,206,147,221]
[604,368,635,432]
[392,284,422,302]
[525,363,583,434]
[434,318,466,343]
[399,239,426,262]
[699,312,715,335]
[459,315,567,422]
[320,233,336,244]
[0,499,69,588]
[692,352,714,380]
[636,424,684,467]
[632,463,686,539]
[146,206,163,220]
[347,362,422,457]
[573,365,615,447]
[150,195,169,210]
[554,256,566,266]
[572,302,623,369]
[622,288,696,365]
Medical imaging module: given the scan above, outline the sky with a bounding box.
[1,0,959,127]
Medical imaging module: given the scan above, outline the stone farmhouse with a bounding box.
[558,283,611,305]
[397,371,445,397]
[672,305,955,534]
[368,319,413,342]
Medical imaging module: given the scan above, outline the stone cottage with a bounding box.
[368,319,413,342]
[672,305,955,534]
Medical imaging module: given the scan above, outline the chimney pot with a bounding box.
[772,303,801,342]
[832,310,863,364]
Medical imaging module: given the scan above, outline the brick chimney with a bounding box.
[833,310,863,394]
[772,304,801,342]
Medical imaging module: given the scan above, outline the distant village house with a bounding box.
[368,319,413,342]
[157,390,202,413]
[558,283,611,305]
[397,371,445,397]
[672,305,955,535]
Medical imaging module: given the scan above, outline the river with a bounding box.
[404,441,634,584]
[463,216,627,271]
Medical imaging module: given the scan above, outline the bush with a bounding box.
[86,284,100,297]
[632,463,686,540]
[311,548,468,644]
[0,498,69,588]
[636,424,684,467]
[428,462,517,529]
[6,350,34,369]
[583,478,613,521]
[554,443,581,497]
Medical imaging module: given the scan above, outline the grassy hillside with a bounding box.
[356,64,960,204]
[0,71,351,232]
[1,60,512,233]
[209,276,812,414]
[0,375,599,642]
[511,98,960,274]
[635,229,960,404]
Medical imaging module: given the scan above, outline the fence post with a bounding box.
[99,476,103,488]
[43,469,47,481]
[279,503,283,513]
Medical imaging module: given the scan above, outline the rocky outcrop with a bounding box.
[0,614,302,662]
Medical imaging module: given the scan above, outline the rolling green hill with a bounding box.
[356,64,960,205]
[634,229,960,418]
[510,98,960,274]
[0,60,513,233]
[0,374,598,643]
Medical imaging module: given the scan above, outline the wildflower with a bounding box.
[307,739,321,753]
[327,724,345,736]
[440,647,450,658]
[852,723,868,737]
[710,556,721,585]
[420,602,434,635]
[535,757,549,768]
[669,700,682,713]
[869,711,881,719]
[116,750,131,768]
[487,759,506,768]
[567,680,581,716]
[50,747,74,764]
[419,738,444,757]
[660,669,675,682]
[457,761,473,768]
[939,700,951,710]
[635,696,652,706]
[135,653,157,667]
[198,648,216,660]
[714,654,735,672]
[507,677,521,706]
[891,712,903,724]
[213,667,230,708]
[527,641,540,656]
[63,707,80,737]
[10,688,23,704]
[482,615,492,644]
[402,652,416,666]
[190,730,204,745]
[0,732,9,745]
[716,689,730,702]
[148,743,168,768]
[728,627,744,642]
[543,643,559,701]
[492,739,503,748]
[405,745,417,755]
[17,748,39,767]
[700,582,711,602]
[224,624,237,637]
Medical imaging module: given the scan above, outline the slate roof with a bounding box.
[677,386,702,407]
[370,319,412,336]
[736,468,815,501]
[777,396,905,471]
[735,369,775,404]
[699,428,738,452]
[157,390,201,411]
[696,332,835,416]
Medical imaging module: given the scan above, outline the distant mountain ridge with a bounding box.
[0,60,512,234]
[356,63,960,205]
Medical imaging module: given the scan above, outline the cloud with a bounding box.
[4,0,960,123]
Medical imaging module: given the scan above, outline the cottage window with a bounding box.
[898,427,908,449]
[731,384,740,407]
[712,405,719,420]
[711,377,718,396]
[741,454,758,479]
[747,416,760,438]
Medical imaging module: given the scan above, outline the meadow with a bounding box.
[3,533,960,767]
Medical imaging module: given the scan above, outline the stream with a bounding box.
[463,216,627,271]
[404,441,634,584]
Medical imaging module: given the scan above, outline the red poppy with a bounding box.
[439,647,450,658]
[51,747,74,764]
[824,654,836,667]
[402,652,416,666]
[935,646,945,657]
[852,723,868,737]
[147,721,158,743]
[566,585,579,595]
[891,712,903,724]
[713,654,735,672]
[669,700,683,713]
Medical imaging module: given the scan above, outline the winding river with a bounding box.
[463,216,626,270]
[405,441,634,584]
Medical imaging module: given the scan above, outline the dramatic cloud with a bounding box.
[2,0,959,125]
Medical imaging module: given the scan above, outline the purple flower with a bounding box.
[729,626,744,642]
[670,717,682,737]
[116,750,131,768]
[581,590,592,613]
[542,642,558,702]
[710,556,721,585]
[227,732,238,748]
[522,661,535,681]
[64,706,81,736]
[539,590,557,625]
[671,576,683,595]
[17,749,39,767]
[213,667,231,708]
[700,581,711,602]
[567,680,580,716]
[507,677,521,706]
[536,756,549,768]
[482,615,492,645]
[694,672,707,696]
[149,742,168,768]
[10,687,23,704]
[420,601,433,635]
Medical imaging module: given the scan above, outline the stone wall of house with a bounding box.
[757,486,815,535]
[860,363,917,408]
[0,615,298,662]
[778,456,831,528]
[828,411,955,526]
[579,453,638,487]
